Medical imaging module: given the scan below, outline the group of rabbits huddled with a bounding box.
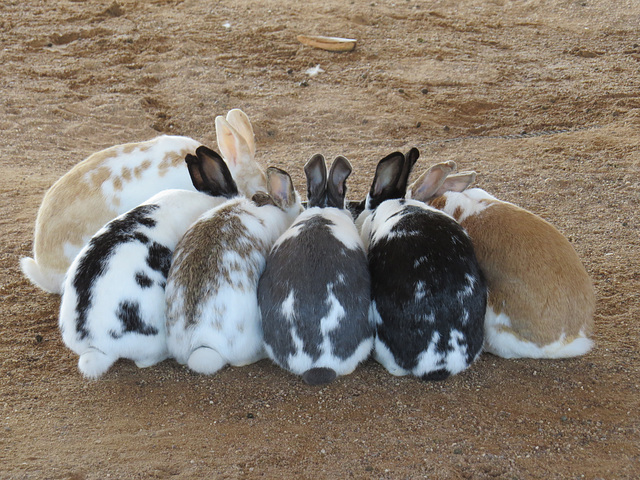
[21,110,596,385]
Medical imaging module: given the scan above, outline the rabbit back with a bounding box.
[259,208,373,382]
[59,190,223,378]
[165,198,297,373]
[433,189,595,358]
[364,199,486,381]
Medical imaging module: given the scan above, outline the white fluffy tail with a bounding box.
[188,346,226,375]
[78,348,116,379]
[20,257,64,295]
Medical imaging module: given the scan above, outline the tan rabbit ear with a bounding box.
[433,171,477,197]
[215,116,253,169]
[266,167,296,210]
[409,161,457,202]
[225,109,256,159]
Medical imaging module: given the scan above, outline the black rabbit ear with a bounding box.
[368,151,405,209]
[186,153,205,191]
[396,148,420,195]
[327,156,352,208]
[304,153,327,207]
[188,145,239,198]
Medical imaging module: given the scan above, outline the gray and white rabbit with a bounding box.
[357,149,487,381]
[258,154,373,386]
[58,146,233,379]
[165,163,303,375]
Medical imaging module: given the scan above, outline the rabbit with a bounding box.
[21,109,266,294]
[413,170,596,359]
[357,150,487,381]
[165,164,303,375]
[58,146,235,379]
[258,154,373,386]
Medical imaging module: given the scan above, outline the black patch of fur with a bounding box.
[303,367,337,386]
[369,205,486,377]
[135,271,153,288]
[146,242,172,278]
[259,214,372,368]
[73,205,159,340]
[110,300,159,339]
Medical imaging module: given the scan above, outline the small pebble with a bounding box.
[247,413,254,419]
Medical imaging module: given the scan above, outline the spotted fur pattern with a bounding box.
[22,109,265,294]
[359,199,487,381]
[58,189,226,379]
[258,207,373,383]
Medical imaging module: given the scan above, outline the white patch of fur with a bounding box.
[415,280,426,301]
[369,301,384,326]
[374,338,410,376]
[324,208,364,251]
[484,306,594,359]
[439,188,494,223]
[281,290,296,323]
[320,285,345,334]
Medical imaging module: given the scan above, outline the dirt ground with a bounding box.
[1,0,639,478]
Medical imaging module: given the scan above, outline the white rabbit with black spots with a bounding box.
[58,146,233,379]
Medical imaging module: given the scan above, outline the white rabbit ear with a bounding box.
[409,161,457,202]
[225,109,256,159]
[433,171,476,197]
[266,167,296,210]
[215,116,253,169]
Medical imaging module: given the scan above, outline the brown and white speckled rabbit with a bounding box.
[20,109,265,294]
[409,166,596,359]
[165,161,302,375]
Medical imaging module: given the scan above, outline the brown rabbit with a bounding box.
[408,166,595,359]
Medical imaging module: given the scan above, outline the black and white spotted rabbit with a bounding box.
[356,149,487,381]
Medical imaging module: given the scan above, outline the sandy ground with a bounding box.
[1,0,639,478]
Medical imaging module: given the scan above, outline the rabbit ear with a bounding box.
[327,156,352,208]
[368,152,405,208]
[266,167,296,210]
[187,145,239,198]
[433,171,477,197]
[225,109,256,159]
[304,153,327,207]
[409,161,457,202]
[215,116,253,170]
[397,148,420,195]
